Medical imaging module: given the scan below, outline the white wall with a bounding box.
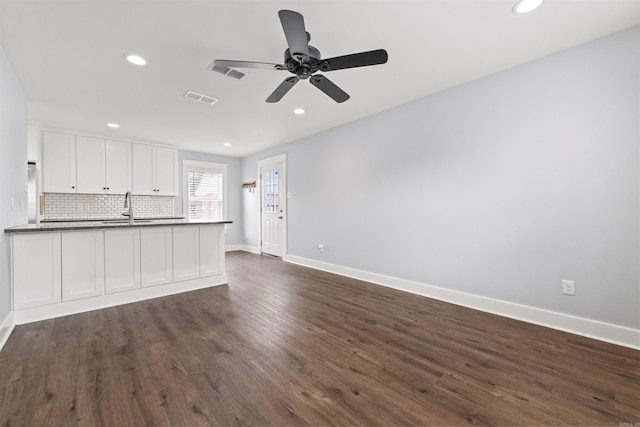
[177,150,242,246]
[242,26,639,330]
[0,45,28,323]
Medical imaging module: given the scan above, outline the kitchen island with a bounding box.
[5,220,232,324]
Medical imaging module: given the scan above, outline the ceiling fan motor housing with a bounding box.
[285,46,321,79]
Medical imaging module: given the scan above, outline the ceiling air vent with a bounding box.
[183,90,218,105]
[227,69,245,80]
[212,64,230,74]
[210,62,245,80]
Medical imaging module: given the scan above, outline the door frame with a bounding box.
[257,153,287,259]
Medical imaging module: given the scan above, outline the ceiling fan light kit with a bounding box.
[214,10,388,103]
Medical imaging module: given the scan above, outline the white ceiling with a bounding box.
[1,0,638,158]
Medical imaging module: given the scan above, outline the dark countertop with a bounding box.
[5,219,233,233]
[40,216,186,223]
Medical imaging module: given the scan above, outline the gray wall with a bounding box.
[241,27,639,329]
[0,45,27,322]
[177,150,243,246]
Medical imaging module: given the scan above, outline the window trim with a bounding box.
[182,159,227,221]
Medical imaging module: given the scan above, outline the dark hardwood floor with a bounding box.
[1,251,638,426]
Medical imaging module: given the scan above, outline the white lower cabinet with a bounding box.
[140,227,173,287]
[173,226,200,282]
[200,224,224,277]
[61,231,104,301]
[11,224,227,322]
[12,232,62,309]
[105,229,141,294]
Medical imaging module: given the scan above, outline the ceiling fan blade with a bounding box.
[214,59,286,71]
[319,49,388,72]
[266,76,299,103]
[309,75,350,103]
[278,10,309,62]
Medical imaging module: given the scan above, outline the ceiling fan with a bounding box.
[213,10,388,103]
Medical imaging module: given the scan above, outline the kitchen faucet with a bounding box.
[122,191,134,225]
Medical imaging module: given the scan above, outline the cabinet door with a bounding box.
[199,225,224,277]
[105,140,132,194]
[105,229,140,294]
[61,231,105,301]
[43,132,76,193]
[76,136,105,194]
[140,227,172,287]
[173,226,199,282]
[154,147,176,195]
[132,144,155,195]
[27,124,40,162]
[12,233,62,309]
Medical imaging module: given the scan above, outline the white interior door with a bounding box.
[261,162,285,257]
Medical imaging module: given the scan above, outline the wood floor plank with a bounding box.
[0,251,638,426]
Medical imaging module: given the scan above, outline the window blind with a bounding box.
[187,168,223,220]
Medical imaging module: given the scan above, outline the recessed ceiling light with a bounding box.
[223,142,232,147]
[106,122,119,128]
[125,54,146,66]
[512,0,544,14]
[293,108,305,115]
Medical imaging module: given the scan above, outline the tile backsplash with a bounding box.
[43,193,175,221]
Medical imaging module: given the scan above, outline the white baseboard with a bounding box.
[286,255,640,350]
[240,245,261,254]
[0,310,15,352]
[13,275,227,325]
[226,244,242,252]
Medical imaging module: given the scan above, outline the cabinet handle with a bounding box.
[71,186,75,189]
[107,187,110,190]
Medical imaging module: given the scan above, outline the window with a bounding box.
[182,160,227,221]
[264,170,279,214]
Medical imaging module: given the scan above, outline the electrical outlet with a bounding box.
[562,280,575,296]
[317,243,324,253]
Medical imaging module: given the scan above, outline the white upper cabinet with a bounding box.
[105,140,132,194]
[132,144,154,195]
[76,137,132,194]
[27,124,40,162]
[43,129,173,196]
[43,131,77,193]
[154,146,176,196]
[76,136,105,193]
[132,144,176,196]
